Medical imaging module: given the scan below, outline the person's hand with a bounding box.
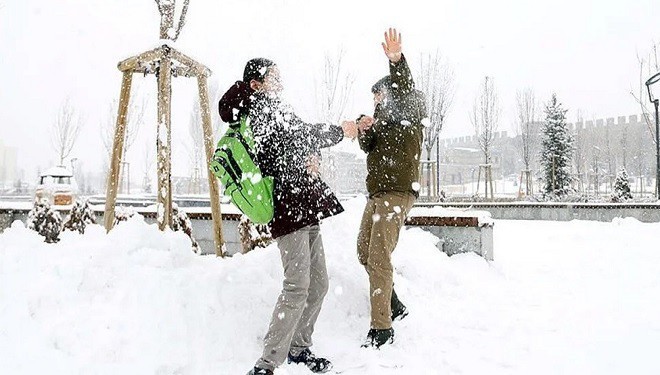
[357,115,375,132]
[341,120,358,139]
[382,28,402,63]
[306,154,321,177]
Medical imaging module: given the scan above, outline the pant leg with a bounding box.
[367,191,416,329]
[357,196,377,267]
[290,225,329,355]
[256,228,312,371]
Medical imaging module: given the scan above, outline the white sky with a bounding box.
[1,0,658,181]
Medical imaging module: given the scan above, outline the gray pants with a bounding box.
[255,225,329,371]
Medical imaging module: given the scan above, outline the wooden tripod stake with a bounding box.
[104,0,225,256]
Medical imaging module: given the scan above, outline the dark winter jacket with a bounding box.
[358,55,427,198]
[218,82,345,239]
[249,92,345,238]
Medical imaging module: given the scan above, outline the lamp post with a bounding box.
[645,72,660,199]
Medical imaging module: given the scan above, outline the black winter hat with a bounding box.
[243,58,275,83]
[218,81,254,123]
[371,75,392,94]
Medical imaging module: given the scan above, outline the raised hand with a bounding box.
[382,28,402,63]
[341,120,358,139]
[357,115,375,132]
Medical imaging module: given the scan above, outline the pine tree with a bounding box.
[611,167,633,202]
[540,94,574,198]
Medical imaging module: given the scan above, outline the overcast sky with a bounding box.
[1,0,658,181]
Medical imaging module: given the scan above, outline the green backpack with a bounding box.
[210,116,275,224]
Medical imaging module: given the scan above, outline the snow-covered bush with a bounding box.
[113,206,135,226]
[171,204,200,253]
[611,168,633,203]
[27,198,63,243]
[63,199,97,234]
[238,215,273,253]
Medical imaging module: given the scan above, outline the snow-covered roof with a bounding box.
[41,166,73,177]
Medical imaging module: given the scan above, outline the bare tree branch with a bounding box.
[471,76,500,163]
[315,48,355,124]
[515,88,538,172]
[417,50,455,160]
[51,100,82,166]
[630,44,659,145]
[174,0,190,42]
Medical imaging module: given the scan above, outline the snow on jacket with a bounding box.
[246,92,344,239]
[358,55,427,198]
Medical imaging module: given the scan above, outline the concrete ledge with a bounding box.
[0,205,496,260]
[406,207,494,261]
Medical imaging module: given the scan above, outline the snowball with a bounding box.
[372,213,381,222]
[412,182,421,191]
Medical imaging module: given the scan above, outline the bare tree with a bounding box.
[315,48,355,124]
[572,110,588,193]
[154,0,190,41]
[417,51,454,196]
[142,139,155,194]
[631,43,658,145]
[51,100,82,166]
[101,97,146,193]
[514,88,538,195]
[471,76,500,164]
[470,76,500,199]
[187,98,205,194]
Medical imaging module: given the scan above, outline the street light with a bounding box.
[645,72,660,199]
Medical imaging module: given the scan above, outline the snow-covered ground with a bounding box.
[1,197,660,374]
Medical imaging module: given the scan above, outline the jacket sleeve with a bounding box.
[358,128,376,153]
[288,113,344,151]
[306,123,344,149]
[389,54,414,98]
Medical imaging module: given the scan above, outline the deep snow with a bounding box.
[1,197,660,374]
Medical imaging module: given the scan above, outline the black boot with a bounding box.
[361,328,395,348]
[246,367,274,375]
[391,289,408,321]
[287,348,333,373]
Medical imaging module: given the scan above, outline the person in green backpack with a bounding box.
[219,58,358,375]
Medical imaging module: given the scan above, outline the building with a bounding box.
[0,139,18,191]
[437,114,657,196]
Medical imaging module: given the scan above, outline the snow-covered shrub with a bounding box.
[611,168,633,203]
[172,203,200,253]
[113,206,135,226]
[238,215,273,253]
[63,199,97,234]
[27,198,62,243]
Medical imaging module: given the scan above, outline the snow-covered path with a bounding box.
[1,197,659,374]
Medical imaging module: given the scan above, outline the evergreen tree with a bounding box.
[540,94,574,198]
[611,167,633,202]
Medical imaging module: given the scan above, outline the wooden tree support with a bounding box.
[518,169,532,198]
[476,164,494,201]
[104,44,225,257]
